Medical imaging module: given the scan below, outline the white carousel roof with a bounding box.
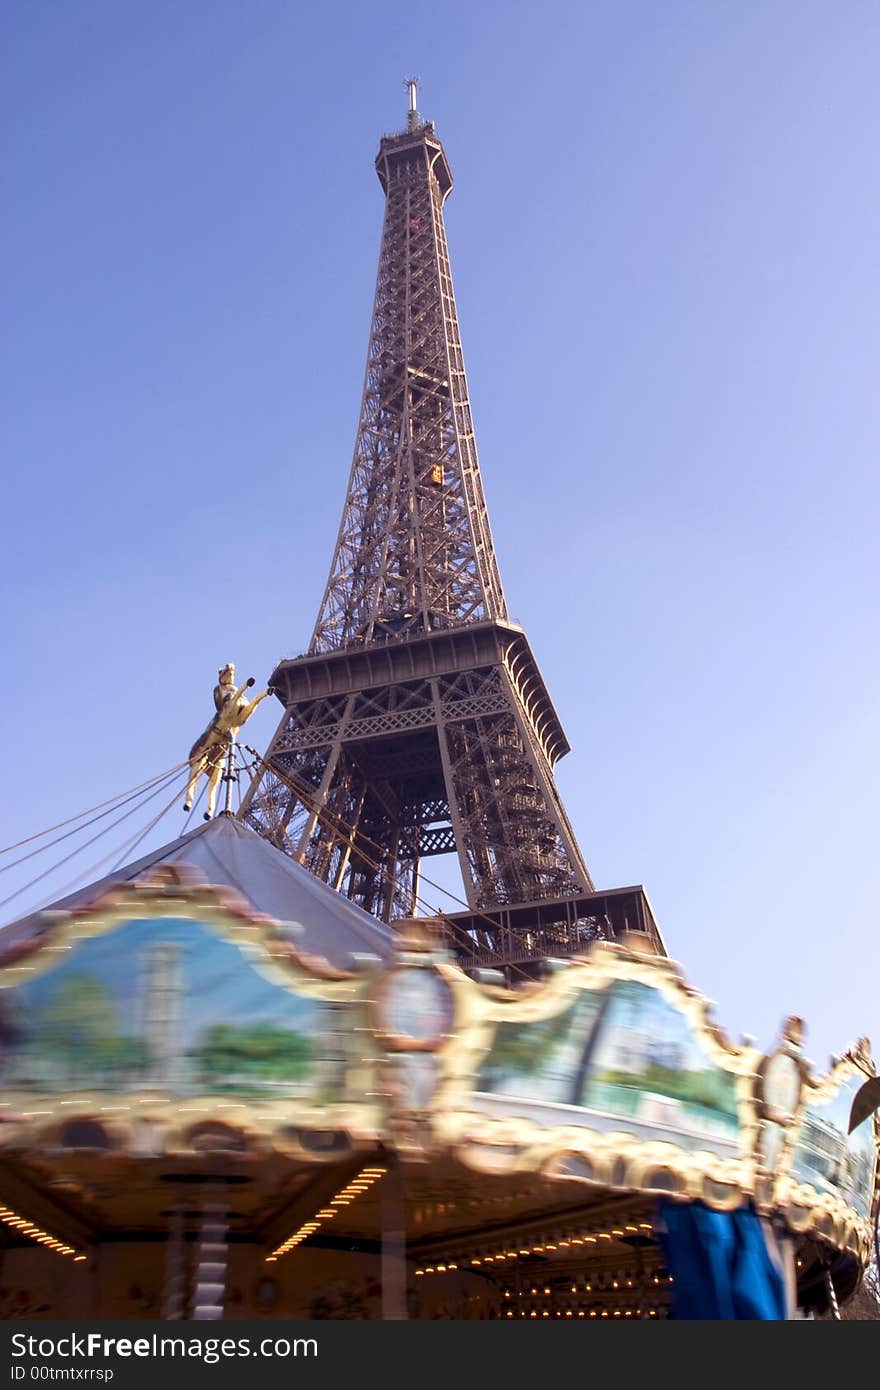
[0,814,393,968]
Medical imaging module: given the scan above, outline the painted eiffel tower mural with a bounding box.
[241,86,663,965]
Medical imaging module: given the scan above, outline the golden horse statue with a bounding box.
[184,663,271,819]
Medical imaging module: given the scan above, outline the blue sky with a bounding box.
[2,2,878,1064]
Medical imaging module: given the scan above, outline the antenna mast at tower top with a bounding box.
[405,77,420,131]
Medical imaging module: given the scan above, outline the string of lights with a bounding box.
[266,1165,387,1263]
[414,1220,655,1275]
[0,1203,86,1261]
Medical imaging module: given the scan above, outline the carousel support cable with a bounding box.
[24,776,190,916]
[234,752,244,814]
[0,762,190,875]
[0,767,189,915]
[107,775,191,873]
[0,761,190,856]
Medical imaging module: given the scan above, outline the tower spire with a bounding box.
[309,108,505,653]
[405,77,420,132]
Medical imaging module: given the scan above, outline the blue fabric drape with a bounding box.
[658,1200,788,1320]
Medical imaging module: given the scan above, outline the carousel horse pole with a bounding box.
[184,664,272,819]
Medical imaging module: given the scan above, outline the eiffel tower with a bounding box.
[241,86,663,966]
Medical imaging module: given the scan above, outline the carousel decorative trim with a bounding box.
[0,877,386,1157]
[0,888,876,1287]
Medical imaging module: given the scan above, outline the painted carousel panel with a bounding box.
[474,979,742,1160]
[790,1071,878,1222]
[0,916,366,1106]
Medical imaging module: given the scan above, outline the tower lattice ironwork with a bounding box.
[241,93,663,962]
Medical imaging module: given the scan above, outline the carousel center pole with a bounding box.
[221,739,238,816]
[824,1267,841,1320]
[191,1189,229,1320]
[380,1154,407,1320]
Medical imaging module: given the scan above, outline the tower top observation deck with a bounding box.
[376,80,453,199]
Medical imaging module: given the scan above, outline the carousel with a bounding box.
[0,786,877,1321]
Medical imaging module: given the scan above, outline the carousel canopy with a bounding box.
[0,814,394,968]
[0,840,876,1319]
